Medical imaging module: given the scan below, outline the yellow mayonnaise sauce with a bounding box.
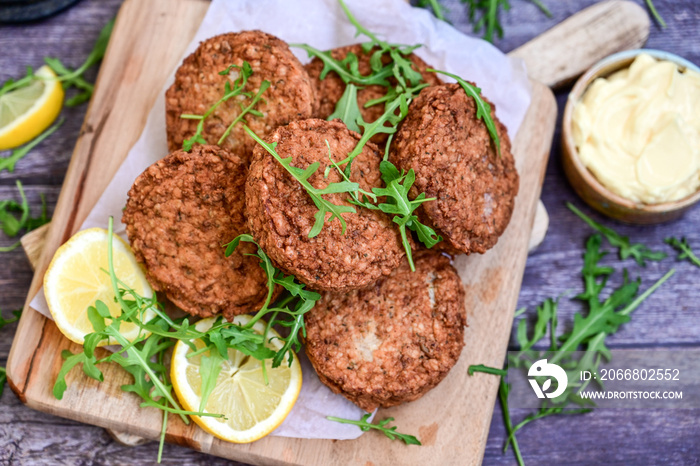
[572,53,700,204]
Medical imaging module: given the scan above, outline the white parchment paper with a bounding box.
[31,0,531,439]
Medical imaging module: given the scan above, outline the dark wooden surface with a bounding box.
[1,0,699,464]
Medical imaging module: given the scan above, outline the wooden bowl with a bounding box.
[562,49,700,224]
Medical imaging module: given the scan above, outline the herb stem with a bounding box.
[106,217,188,424]
[498,380,524,466]
[217,80,270,145]
[550,268,675,366]
[468,364,507,377]
[645,0,666,28]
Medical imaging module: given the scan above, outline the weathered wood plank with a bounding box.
[1,0,699,464]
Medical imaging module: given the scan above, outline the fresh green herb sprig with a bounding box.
[467,223,674,465]
[327,413,421,445]
[427,68,500,156]
[53,221,319,460]
[665,237,700,268]
[351,161,442,271]
[0,19,112,105]
[0,180,51,252]
[180,62,268,151]
[338,83,428,170]
[459,0,551,43]
[417,0,448,21]
[43,19,114,106]
[328,83,363,133]
[244,126,360,238]
[53,218,220,461]
[223,233,321,368]
[567,203,666,266]
[0,118,64,174]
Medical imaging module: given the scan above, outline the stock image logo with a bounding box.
[528,359,568,399]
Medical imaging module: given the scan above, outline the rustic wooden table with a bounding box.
[1,0,698,464]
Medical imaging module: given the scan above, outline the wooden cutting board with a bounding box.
[6,0,647,464]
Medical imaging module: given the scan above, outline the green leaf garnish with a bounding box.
[181,61,268,152]
[327,413,421,445]
[427,68,501,157]
[665,237,700,268]
[44,19,114,106]
[0,118,64,174]
[244,126,359,238]
[327,83,364,133]
[0,180,51,252]
[567,203,667,266]
[468,222,674,465]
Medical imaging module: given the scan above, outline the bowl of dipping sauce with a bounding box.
[562,49,700,224]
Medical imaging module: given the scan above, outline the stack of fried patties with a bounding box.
[122,31,518,412]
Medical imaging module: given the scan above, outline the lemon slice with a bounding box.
[0,65,64,150]
[171,315,302,443]
[44,228,155,346]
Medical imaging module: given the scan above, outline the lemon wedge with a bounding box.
[0,65,64,150]
[171,315,302,443]
[44,228,155,346]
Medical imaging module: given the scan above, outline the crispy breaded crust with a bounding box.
[391,83,519,254]
[305,44,442,146]
[304,251,466,411]
[123,145,270,319]
[166,31,316,164]
[245,118,405,292]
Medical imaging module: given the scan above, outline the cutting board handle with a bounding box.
[508,0,650,88]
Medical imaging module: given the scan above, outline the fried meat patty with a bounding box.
[391,83,519,254]
[166,31,316,164]
[245,118,405,292]
[305,44,442,145]
[304,251,466,411]
[123,145,269,319]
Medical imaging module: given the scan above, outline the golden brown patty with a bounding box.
[123,145,270,320]
[166,30,316,164]
[304,251,466,411]
[391,83,519,255]
[305,44,442,145]
[245,118,405,292]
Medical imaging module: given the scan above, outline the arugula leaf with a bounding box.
[0,118,64,174]
[457,0,551,43]
[567,203,667,266]
[427,68,501,157]
[181,62,265,151]
[0,67,35,99]
[44,19,114,106]
[0,180,52,249]
[327,83,363,133]
[327,413,421,445]
[198,352,224,413]
[665,237,700,268]
[0,308,21,330]
[472,227,675,464]
[370,160,442,271]
[217,79,269,145]
[224,234,320,368]
[244,126,358,237]
[293,44,393,87]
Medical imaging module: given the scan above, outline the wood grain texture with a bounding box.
[5,0,557,464]
[2,0,699,464]
[509,0,650,87]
